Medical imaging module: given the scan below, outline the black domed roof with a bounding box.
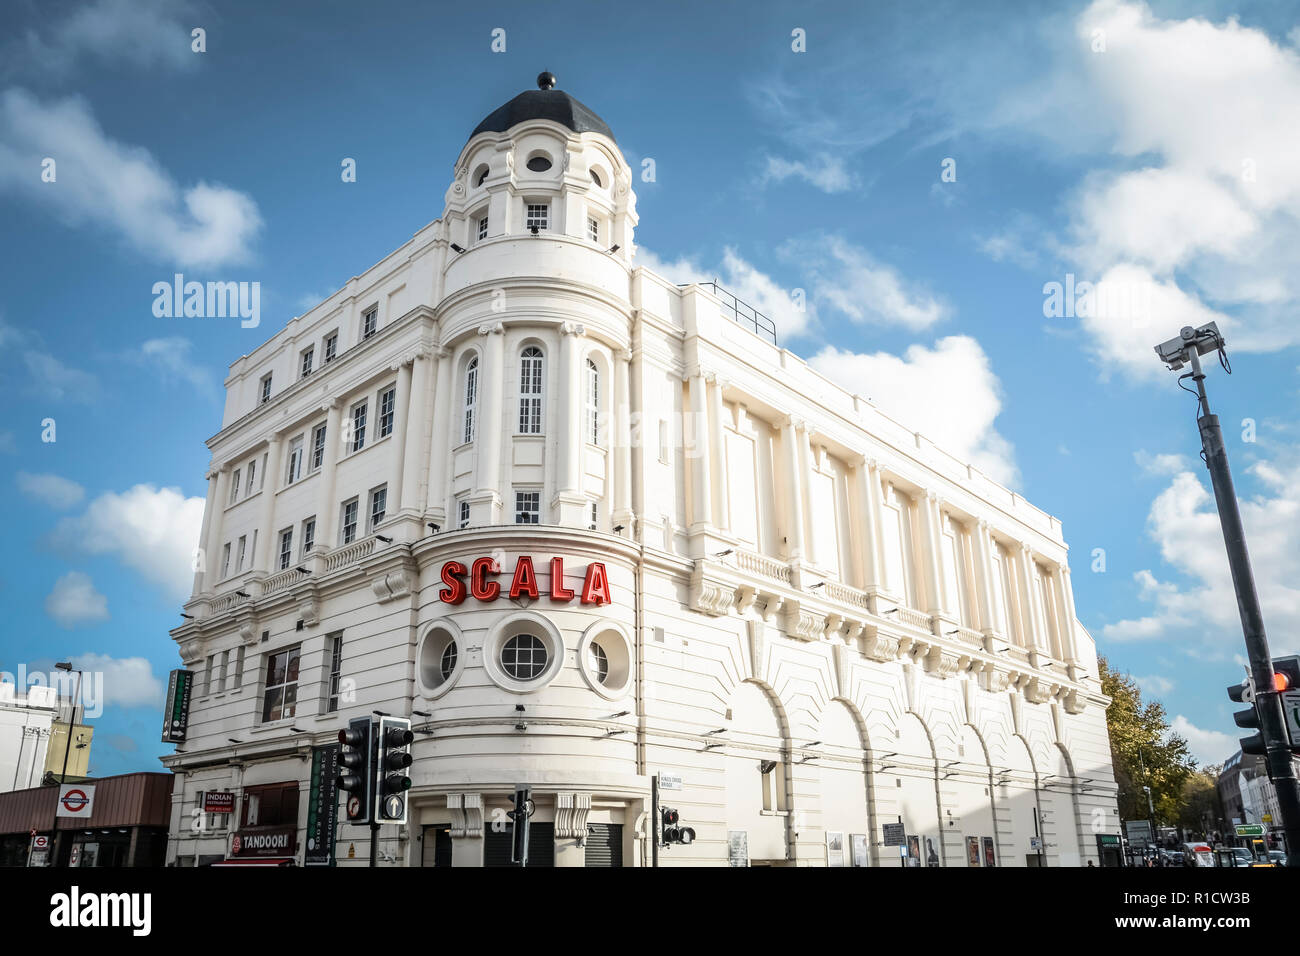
[470,72,615,142]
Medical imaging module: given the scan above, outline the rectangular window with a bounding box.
[231,646,244,690]
[526,203,549,231]
[311,423,327,471]
[369,485,387,531]
[514,489,540,524]
[326,633,343,713]
[230,469,241,504]
[221,542,231,578]
[218,650,230,693]
[286,435,304,485]
[324,332,338,363]
[378,385,396,438]
[518,348,542,434]
[350,401,367,452]
[260,374,272,404]
[302,517,316,556]
[362,306,378,340]
[241,782,299,829]
[246,460,257,496]
[300,347,314,379]
[236,535,247,572]
[588,216,599,242]
[260,646,301,723]
[589,501,598,531]
[477,216,488,241]
[458,499,470,530]
[341,499,359,544]
[760,760,787,812]
[278,527,293,571]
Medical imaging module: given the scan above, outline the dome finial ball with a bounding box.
[537,71,556,90]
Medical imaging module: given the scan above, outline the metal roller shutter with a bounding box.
[484,822,555,866]
[584,823,623,867]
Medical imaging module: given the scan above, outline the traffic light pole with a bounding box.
[1186,346,1300,867]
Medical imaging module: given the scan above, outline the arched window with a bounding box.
[518,346,543,434]
[463,356,479,444]
[585,358,600,445]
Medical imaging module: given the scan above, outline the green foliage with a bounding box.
[1098,656,1196,827]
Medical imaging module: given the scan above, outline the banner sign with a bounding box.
[231,826,296,858]
[56,784,95,819]
[305,745,340,866]
[203,791,235,814]
[161,669,193,743]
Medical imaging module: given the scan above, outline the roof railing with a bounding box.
[681,280,778,346]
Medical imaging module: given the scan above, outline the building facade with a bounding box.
[0,682,57,793]
[162,74,1117,867]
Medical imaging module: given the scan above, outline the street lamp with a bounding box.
[53,662,83,784]
[1153,321,1300,867]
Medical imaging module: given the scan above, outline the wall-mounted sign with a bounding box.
[305,745,340,867]
[437,557,611,606]
[231,826,296,858]
[657,773,682,791]
[982,836,996,868]
[966,836,980,866]
[57,784,95,819]
[203,791,235,814]
[161,669,193,743]
[881,822,905,846]
[728,830,748,867]
[850,834,869,867]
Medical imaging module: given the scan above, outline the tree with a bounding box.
[1177,767,1222,836]
[1098,656,1196,831]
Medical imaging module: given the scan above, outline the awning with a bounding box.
[211,857,296,867]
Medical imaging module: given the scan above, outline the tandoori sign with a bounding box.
[438,557,611,606]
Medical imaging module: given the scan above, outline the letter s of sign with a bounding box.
[439,561,468,604]
[470,556,501,600]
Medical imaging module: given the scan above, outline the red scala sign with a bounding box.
[438,557,611,606]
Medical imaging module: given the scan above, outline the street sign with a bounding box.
[56,784,95,819]
[1235,824,1265,836]
[1283,690,1300,745]
[1262,814,1273,824]
[882,822,905,846]
[305,744,340,866]
[657,773,682,791]
[161,669,193,743]
[1029,837,1042,851]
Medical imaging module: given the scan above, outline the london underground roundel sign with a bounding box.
[56,784,95,818]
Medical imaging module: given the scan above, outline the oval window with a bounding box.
[526,155,552,173]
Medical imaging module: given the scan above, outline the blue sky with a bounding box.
[2,0,1299,774]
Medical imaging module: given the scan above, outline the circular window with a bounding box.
[526,155,552,173]
[590,169,603,187]
[577,622,633,700]
[588,642,609,683]
[417,622,465,698]
[502,633,548,680]
[440,641,458,682]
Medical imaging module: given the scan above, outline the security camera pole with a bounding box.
[1154,322,1300,867]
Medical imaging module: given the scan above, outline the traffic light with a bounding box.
[1227,676,1265,756]
[661,807,696,846]
[509,786,533,865]
[376,716,413,824]
[338,716,374,824]
[1271,655,1300,754]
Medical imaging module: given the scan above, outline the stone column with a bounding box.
[425,347,452,524]
[553,321,589,525]
[972,520,998,639]
[471,322,505,524]
[194,467,225,594]
[399,349,430,514]
[780,417,806,560]
[917,492,946,617]
[388,356,415,516]
[315,400,344,549]
[853,457,884,592]
[612,348,634,531]
[687,370,712,530]
[708,374,730,533]
[1053,564,1078,662]
[1016,544,1041,650]
[253,434,284,571]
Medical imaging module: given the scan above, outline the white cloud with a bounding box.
[16,472,85,509]
[45,571,109,628]
[781,234,948,331]
[759,154,855,193]
[1104,447,1300,653]
[1171,714,1239,766]
[136,337,218,397]
[809,336,1019,486]
[22,350,99,401]
[1135,674,1173,697]
[0,89,261,268]
[1134,450,1191,477]
[69,652,164,709]
[20,0,198,74]
[53,484,205,602]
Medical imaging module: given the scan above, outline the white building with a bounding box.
[0,683,57,793]
[162,73,1118,867]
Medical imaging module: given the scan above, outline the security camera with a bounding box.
[1153,321,1223,370]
